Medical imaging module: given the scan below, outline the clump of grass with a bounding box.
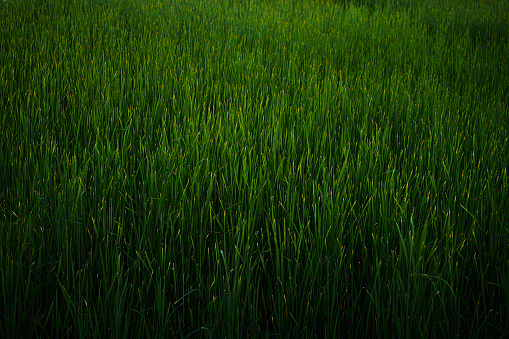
[1,0,508,337]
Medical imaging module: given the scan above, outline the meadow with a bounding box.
[0,0,508,337]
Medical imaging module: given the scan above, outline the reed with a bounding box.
[1,0,508,337]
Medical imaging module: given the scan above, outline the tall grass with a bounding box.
[1,0,508,337]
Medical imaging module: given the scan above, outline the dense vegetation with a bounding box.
[1,0,508,337]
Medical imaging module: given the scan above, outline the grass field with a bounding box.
[1,0,508,337]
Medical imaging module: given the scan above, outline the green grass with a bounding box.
[1,0,508,337]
